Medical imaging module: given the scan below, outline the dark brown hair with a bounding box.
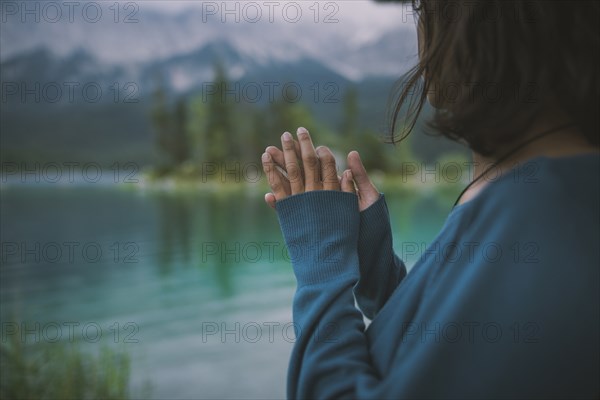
[390,0,600,156]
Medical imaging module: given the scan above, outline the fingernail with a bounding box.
[346,170,353,180]
[282,132,292,142]
[262,153,270,162]
[297,127,308,138]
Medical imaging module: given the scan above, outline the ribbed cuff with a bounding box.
[358,193,390,245]
[276,191,360,286]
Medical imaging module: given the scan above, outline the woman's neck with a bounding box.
[459,125,598,206]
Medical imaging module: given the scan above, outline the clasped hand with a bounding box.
[261,127,381,211]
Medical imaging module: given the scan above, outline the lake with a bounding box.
[0,184,454,399]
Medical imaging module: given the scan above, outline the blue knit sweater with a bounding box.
[275,154,599,399]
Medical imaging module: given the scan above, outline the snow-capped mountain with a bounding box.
[1,1,418,89]
[1,1,426,165]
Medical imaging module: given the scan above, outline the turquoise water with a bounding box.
[0,185,453,399]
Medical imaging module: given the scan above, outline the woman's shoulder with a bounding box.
[423,152,599,300]
[454,153,599,222]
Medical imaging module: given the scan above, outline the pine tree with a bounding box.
[151,85,173,169]
[172,98,190,166]
[205,62,235,164]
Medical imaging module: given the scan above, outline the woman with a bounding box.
[260,1,599,398]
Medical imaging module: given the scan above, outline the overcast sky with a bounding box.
[1,0,417,72]
[132,0,416,31]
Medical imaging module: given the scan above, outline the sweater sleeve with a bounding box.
[273,154,600,399]
[354,194,407,319]
[276,191,401,399]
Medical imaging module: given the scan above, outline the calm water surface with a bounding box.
[0,185,452,399]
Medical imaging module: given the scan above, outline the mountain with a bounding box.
[1,2,463,165]
[1,2,418,81]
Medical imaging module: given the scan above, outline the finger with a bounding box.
[347,151,378,192]
[316,146,340,191]
[264,193,276,209]
[265,146,292,190]
[265,146,285,168]
[262,152,289,201]
[265,145,300,186]
[347,151,380,206]
[265,147,291,193]
[341,169,356,194]
[266,144,301,169]
[294,139,302,161]
[296,127,322,191]
[281,132,304,194]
